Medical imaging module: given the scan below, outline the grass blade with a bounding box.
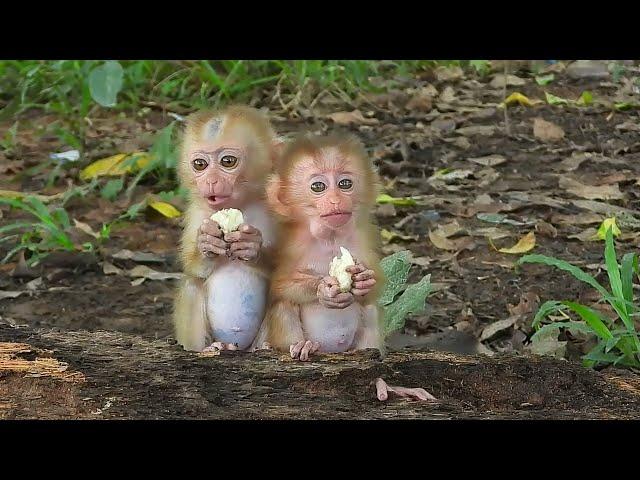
[562,301,613,341]
[519,254,609,298]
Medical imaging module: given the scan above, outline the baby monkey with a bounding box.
[173,105,281,352]
[253,133,434,402]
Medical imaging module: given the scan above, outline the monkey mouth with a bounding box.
[207,195,231,207]
[321,212,352,227]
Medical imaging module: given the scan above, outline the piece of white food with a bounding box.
[329,246,355,292]
[210,208,244,235]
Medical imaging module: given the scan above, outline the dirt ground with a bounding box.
[2,61,640,418]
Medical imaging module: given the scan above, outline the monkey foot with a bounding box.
[252,341,272,351]
[290,340,320,361]
[203,342,239,353]
[375,377,437,402]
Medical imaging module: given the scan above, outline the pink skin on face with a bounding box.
[190,146,245,209]
[189,146,263,263]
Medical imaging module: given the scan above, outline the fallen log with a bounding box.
[1,320,639,419]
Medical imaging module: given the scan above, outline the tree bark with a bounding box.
[1,320,639,419]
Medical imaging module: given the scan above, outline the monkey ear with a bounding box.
[270,136,286,165]
[265,173,291,217]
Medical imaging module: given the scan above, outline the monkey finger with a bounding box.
[322,276,339,288]
[346,264,366,275]
[229,241,259,252]
[200,235,228,249]
[332,292,354,303]
[353,270,375,282]
[230,249,258,261]
[224,230,262,243]
[201,220,223,238]
[354,279,376,290]
[199,243,227,257]
[351,288,372,297]
[238,223,260,235]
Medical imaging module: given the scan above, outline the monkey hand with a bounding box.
[290,340,320,361]
[346,263,376,297]
[224,224,263,262]
[317,276,355,309]
[198,219,228,258]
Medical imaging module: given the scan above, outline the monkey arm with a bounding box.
[271,268,322,305]
[179,206,217,279]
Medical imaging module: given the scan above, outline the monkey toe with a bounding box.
[290,340,306,359]
[375,377,437,402]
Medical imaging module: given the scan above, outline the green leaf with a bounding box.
[577,91,593,106]
[621,252,637,306]
[545,91,569,105]
[562,301,613,341]
[378,250,412,305]
[531,320,595,341]
[88,61,124,107]
[518,254,609,298]
[604,227,624,303]
[383,274,431,336]
[101,178,124,201]
[532,300,567,328]
[376,194,417,206]
[535,74,555,85]
[469,60,490,74]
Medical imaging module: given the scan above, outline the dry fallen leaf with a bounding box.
[435,66,464,82]
[326,110,379,126]
[490,74,526,89]
[568,228,599,242]
[533,118,565,143]
[495,232,536,254]
[148,201,182,218]
[429,230,457,250]
[559,177,625,201]
[455,126,496,137]
[127,265,183,281]
[79,152,151,181]
[467,154,507,167]
[0,291,25,300]
[73,219,100,239]
[480,317,518,342]
[499,92,541,108]
[102,261,124,275]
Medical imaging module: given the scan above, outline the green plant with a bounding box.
[0,196,89,265]
[379,250,432,336]
[519,227,640,369]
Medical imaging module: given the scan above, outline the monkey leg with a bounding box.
[260,300,310,358]
[352,304,384,351]
[375,378,437,402]
[174,276,212,352]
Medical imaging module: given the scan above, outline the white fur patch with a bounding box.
[203,116,225,141]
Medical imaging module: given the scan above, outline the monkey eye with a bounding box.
[192,158,209,171]
[338,178,353,190]
[310,181,327,193]
[220,155,238,169]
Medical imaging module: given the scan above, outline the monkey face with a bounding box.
[287,154,359,230]
[189,146,248,209]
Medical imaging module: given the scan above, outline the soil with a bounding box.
[2,61,640,419]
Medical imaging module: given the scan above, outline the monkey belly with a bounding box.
[301,303,362,353]
[205,264,268,350]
